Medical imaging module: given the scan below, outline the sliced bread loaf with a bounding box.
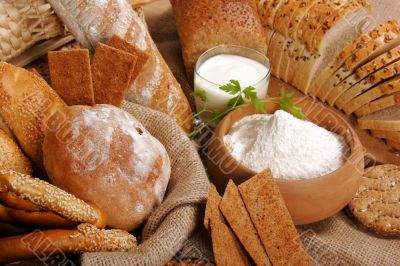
[335,60,400,109]
[268,32,286,77]
[358,105,400,131]
[355,92,400,117]
[343,75,400,114]
[258,0,287,28]
[371,130,400,142]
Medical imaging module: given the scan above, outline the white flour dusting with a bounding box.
[224,110,348,180]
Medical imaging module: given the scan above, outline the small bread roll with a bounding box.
[43,105,171,231]
[0,130,31,175]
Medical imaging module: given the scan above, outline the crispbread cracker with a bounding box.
[108,35,149,84]
[48,49,94,106]
[204,184,251,266]
[348,164,400,236]
[220,180,271,266]
[91,43,137,106]
[238,169,312,266]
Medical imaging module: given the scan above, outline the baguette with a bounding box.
[335,60,400,109]
[48,0,194,132]
[0,130,31,175]
[0,62,66,166]
[238,169,312,266]
[358,105,400,131]
[343,76,400,114]
[220,180,271,266]
[204,184,251,266]
[354,93,400,117]
[0,224,137,265]
[371,130,400,142]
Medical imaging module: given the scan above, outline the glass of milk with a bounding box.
[194,45,271,120]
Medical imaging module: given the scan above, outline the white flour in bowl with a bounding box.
[223,110,348,180]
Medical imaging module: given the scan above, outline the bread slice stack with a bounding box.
[258,0,400,153]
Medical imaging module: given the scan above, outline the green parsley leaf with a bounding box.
[219,80,241,95]
[190,88,208,102]
[279,88,305,120]
[243,86,266,113]
[228,94,245,109]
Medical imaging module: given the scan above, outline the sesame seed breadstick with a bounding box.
[0,223,137,265]
[0,171,107,229]
[0,192,40,211]
[0,203,75,229]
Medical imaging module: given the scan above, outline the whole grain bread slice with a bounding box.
[258,0,287,28]
[354,93,400,117]
[238,169,312,266]
[358,105,400,131]
[220,180,271,266]
[204,184,252,266]
[268,32,286,78]
[371,130,400,142]
[343,76,400,114]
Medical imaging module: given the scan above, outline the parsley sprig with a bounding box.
[189,80,304,137]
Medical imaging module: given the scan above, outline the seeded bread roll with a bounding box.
[0,130,31,175]
[0,63,66,167]
[43,105,171,231]
[171,0,267,79]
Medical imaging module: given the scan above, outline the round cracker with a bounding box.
[348,164,400,237]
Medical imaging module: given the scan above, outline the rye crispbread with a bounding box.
[348,164,400,236]
[48,49,95,106]
[204,184,251,266]
[220,180,271,266]
[238,169,312,266]
[91,43,137,106]
[108,35,149,85]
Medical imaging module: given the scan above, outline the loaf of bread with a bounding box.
[0,62,66,166]
[43,104,171,231]
[0,130,31,175]
[47,0,193,132]
[171,0,268,79]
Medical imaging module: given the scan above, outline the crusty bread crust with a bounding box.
[0,130,31,175]
[354,93,400,117]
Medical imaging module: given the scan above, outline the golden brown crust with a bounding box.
[48,49,95,106]
[354,93,400,118]
[0,171,107,228]
[0,223,137,265]
[171,0,267,78]
[0,129,32,175]
[371,130,400,142]
[0,62,66,166]
[0,192,39,211]
[348,164,400,236]
[238,169,312,266]
[92,43,137,107]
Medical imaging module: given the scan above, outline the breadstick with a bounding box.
[0,129,32,175]
[0,203,75,229]
[0,171,107,228]
[0,192,39,211]
[0,223,137,265]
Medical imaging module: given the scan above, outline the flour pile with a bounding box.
[223,110,348,180]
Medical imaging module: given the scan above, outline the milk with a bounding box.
[194,54,270,114]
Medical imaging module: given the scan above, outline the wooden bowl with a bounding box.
[207,98,365,225]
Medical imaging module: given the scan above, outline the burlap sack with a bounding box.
[81,101,210,266]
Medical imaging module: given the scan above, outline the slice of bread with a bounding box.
[318,21,400,101]
[268,32,286,78]
[372,130,400,142]
[358,105,400,131]
[258,0,287,28]
[343,75,400,114]
[238,169,312,266]
[355,93,400,117]
[335,60,400,109]
[220,180,271,266]
[204,184,252,266]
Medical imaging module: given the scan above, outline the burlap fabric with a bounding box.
[80,101,210,266]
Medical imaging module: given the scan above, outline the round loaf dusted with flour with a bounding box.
[43,105,171,231]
